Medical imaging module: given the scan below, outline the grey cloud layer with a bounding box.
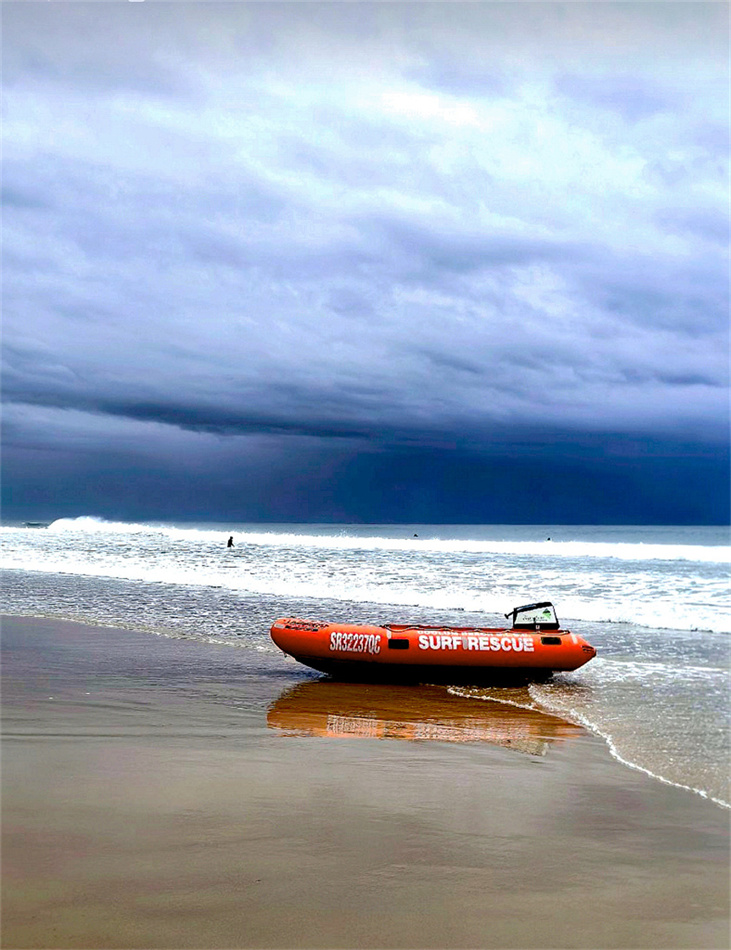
[3,1,729,461]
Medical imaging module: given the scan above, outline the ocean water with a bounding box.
[2,518,729,806]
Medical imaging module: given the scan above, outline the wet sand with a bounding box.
[2,615,729,949]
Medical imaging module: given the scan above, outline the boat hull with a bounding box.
[282,654,557,685]
[270,618,596,685]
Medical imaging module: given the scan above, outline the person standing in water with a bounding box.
[227,536,234,548]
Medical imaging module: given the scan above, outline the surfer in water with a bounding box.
[227,536,234,548]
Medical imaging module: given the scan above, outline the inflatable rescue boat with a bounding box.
[270,602,596,684]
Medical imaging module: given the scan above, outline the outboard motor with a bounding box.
[506,601,560,631]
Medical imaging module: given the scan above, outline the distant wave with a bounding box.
[2,559,729,635]
[3,516,728,634]
[46,517,167,535]
[38,517,731,565]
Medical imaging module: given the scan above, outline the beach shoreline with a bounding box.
[2,614,729,949]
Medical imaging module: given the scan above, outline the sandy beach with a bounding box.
[2,615,729,949]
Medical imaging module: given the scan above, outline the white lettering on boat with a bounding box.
[417,633,535,652]
[329,631,381,654]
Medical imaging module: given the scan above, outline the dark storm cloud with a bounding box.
[555,74,672,122]
[654,207,729,245]
[361,214,591,277]
[3,1,199,99]
[579,255,728,336]
[1,184,51,211]
[2,1,729,523]
[410,61,508,99]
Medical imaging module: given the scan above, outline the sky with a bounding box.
[2,1,729,525]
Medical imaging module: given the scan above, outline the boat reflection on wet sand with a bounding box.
[267,680,584,756]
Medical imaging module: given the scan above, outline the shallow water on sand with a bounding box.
[2,617,729,950]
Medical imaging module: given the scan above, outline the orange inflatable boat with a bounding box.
[270,602,596,684]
